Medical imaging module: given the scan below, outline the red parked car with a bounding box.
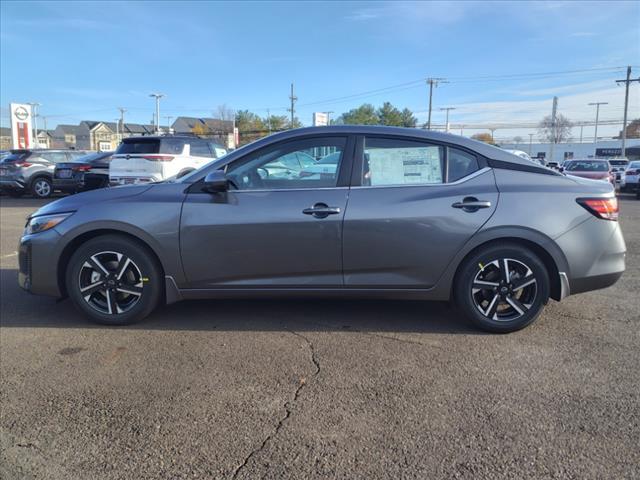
[561,159,615,185]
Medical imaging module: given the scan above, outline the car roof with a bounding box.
[259,126,537,167]
[122,135,225,146]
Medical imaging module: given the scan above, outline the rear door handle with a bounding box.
[303,203,341,219]
[452,197,492,212]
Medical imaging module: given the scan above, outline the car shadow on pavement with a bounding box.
[0,268,480,334]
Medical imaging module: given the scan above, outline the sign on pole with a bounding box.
[10,103,33,149]
[313,112,329,126]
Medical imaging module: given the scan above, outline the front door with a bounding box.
[343,135,498,288]
[180,136,353,288]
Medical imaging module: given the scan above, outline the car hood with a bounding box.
[31,185,153,217]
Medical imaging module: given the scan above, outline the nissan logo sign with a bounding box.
[14,106,29,121]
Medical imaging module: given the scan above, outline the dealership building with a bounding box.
[499,139,640,162]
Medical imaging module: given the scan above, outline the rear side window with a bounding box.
[160,138,186,154]
[40,152,68,163]
[363,137,444,186]
[209,143,227,158]
[190,140,213,158]
[447,148,479,182]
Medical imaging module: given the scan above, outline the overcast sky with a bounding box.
[1,0,638,141]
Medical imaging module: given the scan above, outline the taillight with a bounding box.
[142,155,174,162]
[577,197,619,221]
[14,161,32,168]
[72,165,92,172]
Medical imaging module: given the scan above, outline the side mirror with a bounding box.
[558,166,564,172]
[203,170,229,193]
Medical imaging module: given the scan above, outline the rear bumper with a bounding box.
[0,178,25,191]
[555,216,626,296]
[53,178,83,191]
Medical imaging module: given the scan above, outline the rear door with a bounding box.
[343,135,498,288]
[180,135,354,288]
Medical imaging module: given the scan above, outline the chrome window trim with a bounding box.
[351,167,491,190]
[229,186,350,193]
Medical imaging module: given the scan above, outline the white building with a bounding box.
[499,139,640,163]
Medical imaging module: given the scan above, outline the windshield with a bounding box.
[629,161,640,169]
[565,161,609,172]
[608,160,628,166]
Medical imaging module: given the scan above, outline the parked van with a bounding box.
[109,136,227,185]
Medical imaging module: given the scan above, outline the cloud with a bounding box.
[569,31,597,37]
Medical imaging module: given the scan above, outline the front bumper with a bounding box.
[18,229,63,297]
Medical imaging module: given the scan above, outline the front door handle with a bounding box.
[302,203,341,219]
[452,197,492,212]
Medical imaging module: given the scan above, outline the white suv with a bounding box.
[110,136,227,185]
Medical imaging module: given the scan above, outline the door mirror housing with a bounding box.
[203,170,229,193]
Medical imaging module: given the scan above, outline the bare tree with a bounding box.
[216,104,235,122]
[513,136,523,144]
[538,114,573,143]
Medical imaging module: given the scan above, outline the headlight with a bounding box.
[24,213,73,235]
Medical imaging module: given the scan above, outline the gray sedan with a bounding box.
[17,126,625,332]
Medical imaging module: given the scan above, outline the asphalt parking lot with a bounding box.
[1,194,639,480]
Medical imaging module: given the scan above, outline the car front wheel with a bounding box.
[454,243,550,333]
[65,235,162,325]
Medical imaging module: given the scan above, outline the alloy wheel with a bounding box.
[78,251,144,315]
[471,258,537,322]
[34,179,51,197]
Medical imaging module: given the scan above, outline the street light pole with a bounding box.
[528,133,534,155]
[588,102,608,144]
[439,107,456,132]
[165,116,173,131]
[149,93,165,134]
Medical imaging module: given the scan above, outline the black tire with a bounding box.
[65,235,163,325]
[30,176,53,198]
[454,243,550,333]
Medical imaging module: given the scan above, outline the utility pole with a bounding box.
[28,102,41,146]
[489,128,497,143]
[288,83,297,128]
[579,124,584,143]
[588,102,608,144]
[165,116,173,131]
[426,78,447,130]
[326,111,334,126]
[439,107,456,132]
[549,96,558,163]
[528,133,534,155]
[118,107,127,140]
[267,108,271,133]
[616,66,640,159]
[149,93,165,134]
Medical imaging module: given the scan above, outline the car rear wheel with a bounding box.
[31,177,53,198]
[66,235,162,325]
[454,243,550,333]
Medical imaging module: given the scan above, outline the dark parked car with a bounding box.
[53,151,113,194]
[0,149,89,198]
[18,126,625,333]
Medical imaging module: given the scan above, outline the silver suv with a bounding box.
[0,149,89,198]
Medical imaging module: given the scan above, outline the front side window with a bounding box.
[363,137,444,186]
[226,137,346,190]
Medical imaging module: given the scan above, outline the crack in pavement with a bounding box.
[230,331,320,480]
